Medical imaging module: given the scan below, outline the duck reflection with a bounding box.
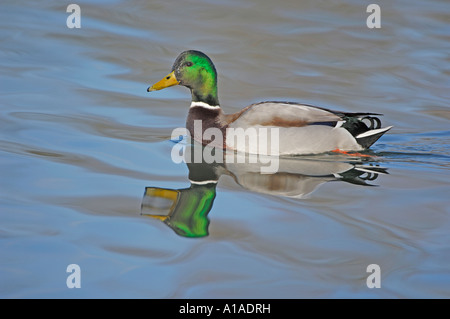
[141,143,387,238]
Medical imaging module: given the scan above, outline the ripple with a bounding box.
[0,139,176,182]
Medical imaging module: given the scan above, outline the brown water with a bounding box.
[1,0,449,298]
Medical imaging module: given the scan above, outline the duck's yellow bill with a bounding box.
[147,71,179,92]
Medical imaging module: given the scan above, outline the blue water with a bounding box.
[1,0,449,298]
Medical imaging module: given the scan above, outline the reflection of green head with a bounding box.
[141,183,217,238]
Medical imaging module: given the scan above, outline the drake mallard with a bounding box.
[147,50,391,155]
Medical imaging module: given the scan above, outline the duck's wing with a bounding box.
[224,101,344,128]
[223,101,391,154]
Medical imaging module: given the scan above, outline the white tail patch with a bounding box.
[334,120,345,128]
[356,126,392,139]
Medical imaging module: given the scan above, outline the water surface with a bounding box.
[1,0,449,298]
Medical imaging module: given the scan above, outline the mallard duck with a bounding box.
[147,50,391,155]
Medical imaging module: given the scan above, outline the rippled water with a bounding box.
[1,0,449,298]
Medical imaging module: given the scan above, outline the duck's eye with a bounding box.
[185,61,193,67]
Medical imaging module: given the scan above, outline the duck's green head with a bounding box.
[148,50,219,106]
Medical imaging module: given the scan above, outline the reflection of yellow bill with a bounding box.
[142,188,180,222]
[147,71,179,92]
[144,188,179,201]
